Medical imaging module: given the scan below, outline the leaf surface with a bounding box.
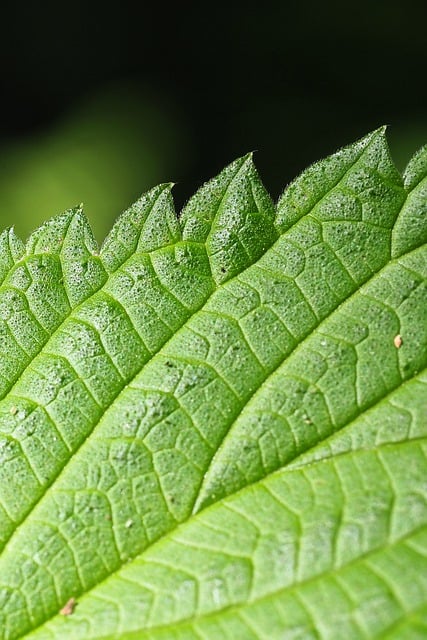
[0,129,426,639]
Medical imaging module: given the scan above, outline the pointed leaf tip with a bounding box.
[181,153,277,283]
[101,182,180,272]
[25,205,95,256]
[392,143,427,257]
[0,227,25,286]
[276,125,403,232]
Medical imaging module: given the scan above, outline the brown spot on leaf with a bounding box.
[60,597,77,616]
[394,334,403,348]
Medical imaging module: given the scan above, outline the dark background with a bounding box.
[1,0,426,240]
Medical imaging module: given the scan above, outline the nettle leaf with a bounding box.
[0,128,426,640]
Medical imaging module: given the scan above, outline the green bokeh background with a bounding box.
[2,101,426,244]
[0,85,192,243]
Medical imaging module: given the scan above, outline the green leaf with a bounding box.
[0,128,426,640]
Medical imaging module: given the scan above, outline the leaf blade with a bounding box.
[0,130,425,639]
[25,440,427,639]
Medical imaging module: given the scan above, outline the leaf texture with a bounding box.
[0,129,426,639]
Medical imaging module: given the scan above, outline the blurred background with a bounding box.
[1,0,426,242]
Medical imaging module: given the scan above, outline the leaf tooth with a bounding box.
[276,126,402,233]
[101,183,180,273]
[403,143,427,191]
[25,204,92,255]
[0,227,24,287]
[392,144,427,258]
[182,153,278,284]
[180,154,252,242]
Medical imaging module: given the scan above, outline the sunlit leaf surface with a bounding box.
[0,129,426,639]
